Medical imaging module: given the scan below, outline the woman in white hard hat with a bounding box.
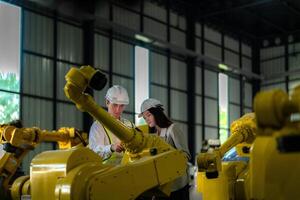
[89,85,134,165]
[139,98,190,200]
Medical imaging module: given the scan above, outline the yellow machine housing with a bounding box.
[0,125,87,200]
[197,86,300,200]
[197,113,255,200]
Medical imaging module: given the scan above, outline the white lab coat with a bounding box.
[88,118,133,165]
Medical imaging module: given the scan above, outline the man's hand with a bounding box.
[110,143,124,153]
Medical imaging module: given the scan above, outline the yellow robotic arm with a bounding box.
[0,125,87,200]
[197,86,300,200]
[249,87,300,199]
[196,113,256,200]
[19,66,188,200]
[197,113,256,175]
[64,66,171,156]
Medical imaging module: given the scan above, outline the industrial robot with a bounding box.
[197,86,300,199]
[0,66,188,200]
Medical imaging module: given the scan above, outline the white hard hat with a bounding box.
[105,85,129,105]
[138,98,163,117]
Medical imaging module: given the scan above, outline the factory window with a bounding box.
[0,2,21,123]
[134,46,149,124]
[219,73,229,144]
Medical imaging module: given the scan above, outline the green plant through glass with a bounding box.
[0,72,20,123]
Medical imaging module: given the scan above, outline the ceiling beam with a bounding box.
[281,0,300,17]
[199,0,276,18]
[245,7,288,34]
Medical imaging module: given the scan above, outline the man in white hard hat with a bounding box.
[89,85,134,165]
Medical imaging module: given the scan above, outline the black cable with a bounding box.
[75,130,88,147]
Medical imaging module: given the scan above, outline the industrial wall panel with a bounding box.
[22,97,53,129]
[22,96,54,174]
[150,85,168,114]
[204,42,222,61]
[288,42,300,53]
[229,104,240,125]
[261,58,285,84]
[289,53,300,69]
[171,90,187,121]
[195,66,202,95]
[23,54,53,97]
[94,34,109,71]
[204,127,218,140]
[242,43,252,57]
[224,36,239,52]
[24,11,53,56]
[170,58,187,90]
[261,82,286,92]
[244,108,252,114]
[242,57,252,73]
[57,22,83,63]
[170,12,186,30]
[114,0,140,11]
[56,103,83,129]
[94,72,109,107]
[260,46,285,60]
[112,75,134,113]
[122,112,134,122]
[170,28,186,48]
[288,53,300,80]
[244,82,252,108]
[261,58,285,75]
[150,52,167,85]
[204,70,218,98]
[195,22,202,37]
[229,77,240,104]
[195,96,202,124]
[95,1,109,19]
[204,25,221,44]
[112,40,134,77]
[195,125,203,153]
[144,18,167,41]
[204,98,218,126]
[144,0,167,22]
[195,38,202,55]
[224,50,239,67]
[22,142,53,174]
[113,6,140,31]
[57,62,74,101]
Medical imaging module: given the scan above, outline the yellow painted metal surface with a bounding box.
[64,66,172,155]
[14,66,187,200]
[31,145,103,200]
[250,131,300,200]
[197,86,300,200]
[10,175,30,199]
[28,147,186,200]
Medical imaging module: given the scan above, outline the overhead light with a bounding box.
[134,34,152,43]
[218,63,230,71]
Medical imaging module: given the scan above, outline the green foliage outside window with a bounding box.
[0,72,20,91]
[219,109,228,144]
[219,109,228,129]
[0,72,20,124]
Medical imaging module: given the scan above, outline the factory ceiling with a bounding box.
[165,0,300,45]
[7,0,300,45]
[8,0,300,44]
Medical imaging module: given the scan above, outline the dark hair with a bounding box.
[148,106,172,129]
